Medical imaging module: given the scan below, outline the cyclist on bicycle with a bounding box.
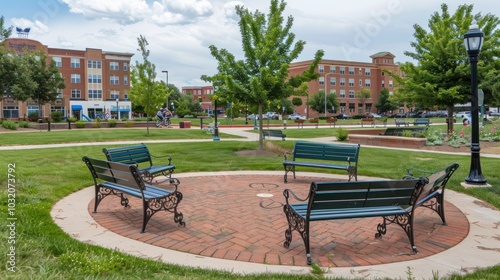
[157,108,165,121]
[163,108,172,125]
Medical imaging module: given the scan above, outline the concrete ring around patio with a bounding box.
[52,171,500,279]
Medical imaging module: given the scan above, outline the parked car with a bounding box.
[490,112,500,116]
[287,113,307,120]
[247,114,268,120]
[335,113,352,119]
[265,112,280,120]
[368,113,382,119]
[454,111,470,118]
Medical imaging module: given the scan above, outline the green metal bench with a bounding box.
[413,118,430,126]
[102,143,175,184]
[404,162,459,225]
[395,118,409,127]
[263,129,286,140]
[82,156,185,233]
[283,177,428,265]
[283,142,360,182]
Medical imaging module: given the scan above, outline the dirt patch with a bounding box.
[235,149,278,157]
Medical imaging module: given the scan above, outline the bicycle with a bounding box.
[155,117,171,127]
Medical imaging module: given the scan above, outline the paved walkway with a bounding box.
[4,126,498,279]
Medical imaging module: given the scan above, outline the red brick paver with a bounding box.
[89,174,469,267]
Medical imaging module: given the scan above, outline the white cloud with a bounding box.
[57,37,74,48]
[223,1,243,23]
[60,0,150,25]
[11,18,50,35]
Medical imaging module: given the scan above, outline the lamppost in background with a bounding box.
[324,73,332,117]
[171,102,174,114]
[116,98,120,120]
[463,20,487,185]
[213,86,220,141]
[162,70,169,107]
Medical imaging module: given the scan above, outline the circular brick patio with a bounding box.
[89,174,469,267]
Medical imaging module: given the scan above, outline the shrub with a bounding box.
[18,121,30,128]
[336,128,349,141]
[401,130,414,137]
[107,119,117,127]
[68,117,77,123]
[28,112,39,122]
[91,120,101,128]
[2,120,18,130]
[51,111,63,122]
[75,121,85,128]
[124,120,134,127]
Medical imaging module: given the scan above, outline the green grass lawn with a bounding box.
[0,131,499,279]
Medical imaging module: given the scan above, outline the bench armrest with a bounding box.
[283,188,309,204]
[404,167,433,179]
[151,154,173,165]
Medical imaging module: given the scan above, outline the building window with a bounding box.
[318,65,324,73]
[365,69,371,76]
[88,89,102,99]
[365,79,371,87]
[71,89,81,99]
[88,74,102,84]
[329,66,336,73]
[110,90,119,100]
[3,106,19,118]
[348,78,354,87]
[330,89,336,95]
[51,106,65,116]
[359,79,362,86]
[110,62,119,70]
[359,69,362,75]
[330,77,335,86]
[319,77,325,85]
[340,90,346,98]
[124,93,129,100]
[349,90,355,98]
[53,57,62,67]
[28,105,39,116]
[56,89,63,98]
[382,80,385,88]
[389,80,393,88]
[123,63,128,71]
[349,67,355,75]
[123,76,128,85]
[70,58,80,68]
[381,71,385,76]
[340,78,346,86]
[339,67,345,74]
[87,60,102,69]
[71,74,81,84]
[110,76,119,85]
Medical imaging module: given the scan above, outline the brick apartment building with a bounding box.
[2,37,133,121]
[288,52,401,119]
[183,52,401,119]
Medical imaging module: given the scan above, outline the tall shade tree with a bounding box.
[389,4,500,132]
[202,0,323,149]
[354,87,371,115]
[0,15,13,43]
[21,50,65,120]
[306,90,339,115]
[129,35,168,135]
[376,88,398,114]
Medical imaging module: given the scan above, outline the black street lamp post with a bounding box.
[213,86,220,141]
[162,70,168,107]
[463,21,487,185]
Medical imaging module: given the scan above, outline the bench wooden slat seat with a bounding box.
[404,162,459,225]
[395,118,409,127]
[283,178,428,265]
[283,142,360,182]
[103,143,175,184]
[82,156,185,233]
[413,118,430,126]
[263,129,286,140]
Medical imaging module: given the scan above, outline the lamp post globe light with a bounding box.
[463,20,487,185]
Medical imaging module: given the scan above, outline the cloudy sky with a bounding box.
[2,0,496,88]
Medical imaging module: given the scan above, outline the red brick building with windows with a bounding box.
[288,52,401,119]
[2,38,133,121]
[182,85,215,114]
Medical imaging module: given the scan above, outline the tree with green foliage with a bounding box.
[201,0,323,149]
[355,87,371,115]
[306,90,339,115]
[129,35,168,135]
[0,15,13,43]
[19,50,65,120]
[376,88,398,114]
[389,4,500,132]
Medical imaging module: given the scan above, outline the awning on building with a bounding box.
[119,108,130,112]
[71,105,82,110]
